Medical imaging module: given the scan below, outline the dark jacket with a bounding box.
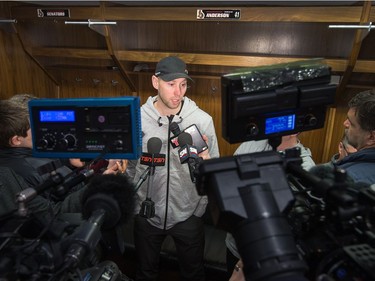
[0,147,74,187]
[336,147,375,185]
[0,166,85,219]
[0,147,85,201]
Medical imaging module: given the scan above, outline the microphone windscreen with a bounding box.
[81,174,135,228]
[309,165,336,182]
[355,181,371,190]
[308,164,370,198]
[310,165,354,185]
[147,137,162,154]
[178,132,193,146]
[170,122,181,136]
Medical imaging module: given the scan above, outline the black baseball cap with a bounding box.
[154,56,193,82]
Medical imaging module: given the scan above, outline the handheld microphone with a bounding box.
[170,121,181,148]
[178,132,203,183]
[139,137,165,218]
[63,174,135,269]
[170,121,181,136]
[170,124,208,153]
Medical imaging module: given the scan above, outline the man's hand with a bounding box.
[229,259,245,281]
[103,159,128,175]
[199,135,211,160]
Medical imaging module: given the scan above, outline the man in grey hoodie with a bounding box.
[127,56,220,281]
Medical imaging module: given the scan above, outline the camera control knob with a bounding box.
[38,133,56,149]
[113,139,123,149]
[247,123,259,136]
[58,134,77,150]
[305,114,317,126]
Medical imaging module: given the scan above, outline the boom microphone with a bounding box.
[178,132,203,183]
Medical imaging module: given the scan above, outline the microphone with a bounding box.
[170,121,181,136]
[16,169,95,216]
[139,137,165,218]
[140,137,166,167]
[54,169,95,197]
[178,132,203,183]
[290,164,370,216]
[306,165,373,232]
[63,174,135,269]
[308,164,370,198]
[309,165,342,182]
[82,174,135,228]
[16,172,64,207]
[170,121,181,148]
[287,163,338,198]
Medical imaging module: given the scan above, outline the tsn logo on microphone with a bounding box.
[179,146,198,163]
[140,153,166,166]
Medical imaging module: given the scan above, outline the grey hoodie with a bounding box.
[127,96,220,230]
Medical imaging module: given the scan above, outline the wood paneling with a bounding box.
[54,69,134,98]
[103,6,366,22]
[0,3,57,99]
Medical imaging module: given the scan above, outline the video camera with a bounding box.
[196,59,375,281]
[1,169,135,281]
[0,211,122,281]
[0,97,141,280]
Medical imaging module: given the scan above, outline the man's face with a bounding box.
[154,77,188,111]
[343,107,370,150]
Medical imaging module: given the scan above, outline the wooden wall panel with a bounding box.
[0,3,57,99]
[115,21,355,59]
[56,69,134,98]
[15,20,108,49]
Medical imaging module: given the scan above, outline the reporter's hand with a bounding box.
[69,158,85,168]
[199,135,211,160]
[229,259,245,281]
[103,159,128,175]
